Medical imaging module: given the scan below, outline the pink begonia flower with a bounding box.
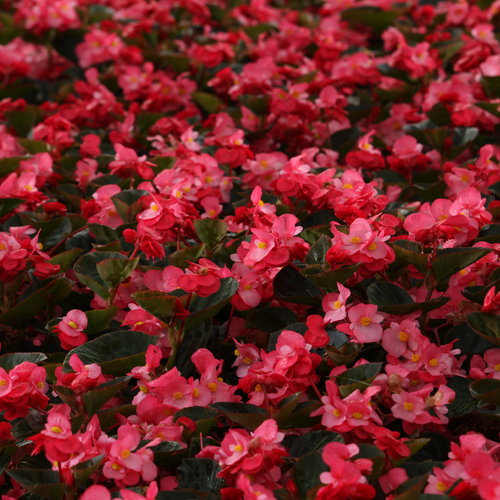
[80,485,111,500]
[346,303,384,343]
[322,283,351,323]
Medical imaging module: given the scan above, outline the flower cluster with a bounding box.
[0,0,498,498]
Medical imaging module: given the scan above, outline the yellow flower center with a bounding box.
[208,382,218,392]
[437,481,447,492]
[50,426,63,434]
[0,379,7,386]
[429,358,439,367]
[399,331,409,342]
[333,300,342,309]
[111,463,121,471]
[254,384,263,392]
[368,242,377,251]
[360,316,371,326]
[233,444,243,452]
[68,321,78,329]
[350,236,362,244]
[343,183,353,189]
[411,353,421,362]
[333,409,341,417]
[495,363,500,371]
[351,412,363,419]
[121,449,131,459]
[173,391,184,400]
[403,402,414,411]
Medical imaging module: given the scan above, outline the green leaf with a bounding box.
[289,430,343,458]
[367,281,413,306]
[443,323,494,354]
[194,219,227,247]
[85,307,118,335]
[446,376,478,418]
[151,441,187,468]
[176,321,212,376]
[63,330,157,375]
[238,94,271,115]
[111,190,148,224]
[18,139,49,153]
[74,251,128,299]
[248,307,298,333]
[0,279,72,327]
[305,234,332,265]
[73,455,104,485]
[192,92,223,113]
[301,265,358,289]
[0,352,47,370]
[274,266,322,306]
[96,256,139,288]
[185,277,239,329]
[294,451,328,498]
[481,76,500,99]
[470,378,500,405]
[210,402,267,430]
[5,108,41,137]
[466,312,500,345]
[354,443,386,479]
[88,223,119,244]
[336,362,383,397]
[341,6,397,34]
[0,198,23,218]
[169,244,205,269]
[174,406,218,435]
[390,240,427,272]
[177,458,223,493]
[39,216,72,249]
[83,376,130,415]
[132,290,177,323]
[49,248,83,271]
[475,101,500,119]
[0,157,23,177]
[432,247,492,283]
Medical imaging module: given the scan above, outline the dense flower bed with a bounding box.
[0,0,499,498]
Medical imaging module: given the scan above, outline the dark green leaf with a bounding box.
[341,6,397,33]
[193,92,223,114]
[0,198,23,218]
[305,234,332,265]
[289,430,343,458]
[49,248,83,271]
[210,402,267,430]
[63,330,157,375]
[5,108,41,137]
[446,376,478,418]
[194,219,227,247]
[336,362,383,397]
[367,281,413,306]
[83,377,130,415]
[0,279,72,326]
[274,266,322,305]
[0,157,23,177]
[174,406,218,435]
[96,256,139,288]
[443,323,494,354]
[185,277,239,329]
[432,247,491,283]
[18,139,49,153]
[73,455,104,484]
[466,312,500,345]
[481,76,500,98]
[177,458,223,493]
[132,290,177,323]
[294,451,328,498]
[169,244,205,269]
[390,240,427,272]
[111,190,148,224]
[354,443,386,479]
[74,251,128,299]
[470,378,500,405]
[0,352,47,370]
[85,307,118,335]
[301,265,358,289]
